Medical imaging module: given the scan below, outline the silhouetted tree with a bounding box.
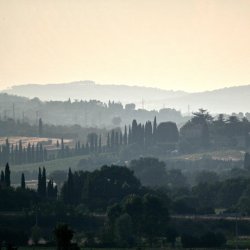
[21,173,25,189]
[4,162,10,187]
[53,224,74,250]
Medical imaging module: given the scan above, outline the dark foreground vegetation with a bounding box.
[2,106,250,249]
[2,157,250,249]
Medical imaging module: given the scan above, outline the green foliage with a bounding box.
[114,213,134,247]
[130,157,167,187]
[53,224,74,250]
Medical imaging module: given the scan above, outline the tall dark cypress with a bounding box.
[153,116,157,143]
[21,173,25,189]
[119,132,123,145]
[67,168,74,203]
[38,118,43,137]
[123,125,128,145]
[37,167,42,195]
[41,167,47,197]
[145,121,153,147]
[31,144,35,163]
[61,138,65,158]
[98,135,102,153]
[111,130,115,149]
[132,119,138,143]
[0,170,4,183]
[4,162,10,187]
[115,132,119,147]
[19,140,23,164]
[27,143,31,163]
[107,133,110,149]
[128,126,132,144]
[5,139,10,163]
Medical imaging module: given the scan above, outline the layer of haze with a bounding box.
[0,0,250,92]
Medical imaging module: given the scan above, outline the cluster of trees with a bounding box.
[0,162,10,188]
[37,167,57,199]
[180,109,250,152]
[0,139,48,165]
[5,159,249,248]
[0,163,57,206]
[61,166,141,210]
[106,117,179,151]
[0,93,185,128]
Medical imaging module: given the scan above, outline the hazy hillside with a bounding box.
[3,81,250,113]
[3,81,187,109]
[164,85,250,114]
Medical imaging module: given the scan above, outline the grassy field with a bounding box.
[168,149,245,161]
[11,155,88,173]
[10,149,245,173]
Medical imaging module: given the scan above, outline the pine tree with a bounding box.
[21,173,25,189]
[4,162,11,187]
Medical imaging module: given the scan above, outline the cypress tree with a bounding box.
[107,133,110,149]
[21,173,25,189]
[31,144,35,163]
[153,116,157,143]
[36,144,39,162]
[10,144,14,165]
[131,119,138,143]
[244,152,250,170]
[111,130,115,149]
[0,170,4,183]
[98,135,102,153]
[128,126,132,144]
[47,179,53,198]
[38,118,43,137]
[66,168,74,203]
[119,132,123,145]
[19,140,23,164]
[61,138,65,158]
[43,148,48,161]
[115,132,119,147]
[123,125,128,145]
[41,167,47,196]
[37,167,42,195]
[4,162,10,187]
[5,139,10,163]
[27,143,31,163]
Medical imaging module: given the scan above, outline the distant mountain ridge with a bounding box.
[3,81,187,106]
[2,81,250,113]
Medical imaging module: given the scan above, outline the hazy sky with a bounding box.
[0,0,250,92]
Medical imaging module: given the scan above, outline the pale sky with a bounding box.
[0,0,250,92]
